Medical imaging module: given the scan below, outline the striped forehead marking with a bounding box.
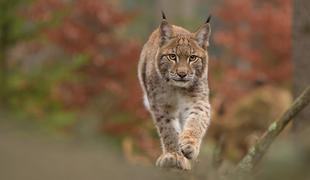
[175,35,193,56]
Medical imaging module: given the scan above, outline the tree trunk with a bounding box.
[292,0,310,132]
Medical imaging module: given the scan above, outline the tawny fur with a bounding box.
[138,16,212,170]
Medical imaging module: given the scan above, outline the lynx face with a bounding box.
[155,18,211,88]
[157,36,208,88]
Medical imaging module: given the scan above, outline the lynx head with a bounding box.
[156,12,211,88]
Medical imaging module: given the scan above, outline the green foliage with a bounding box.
[8,53,89,130]
[0,0,36,44]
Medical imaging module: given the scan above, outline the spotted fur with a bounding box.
[138,14,212,170]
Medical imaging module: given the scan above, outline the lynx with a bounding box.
[138,12,212,170]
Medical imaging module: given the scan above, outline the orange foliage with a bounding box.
[28,0,145,117]
[212,0,292,103]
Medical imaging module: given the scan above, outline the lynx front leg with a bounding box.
[153,112,190,170]
[179,101,211,160]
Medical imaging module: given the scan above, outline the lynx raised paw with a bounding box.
[155,152,191,170]
[179,137,199,160]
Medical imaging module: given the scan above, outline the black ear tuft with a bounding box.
[161,10,167,20]
[206,14,212,24]
[159,10,172,46]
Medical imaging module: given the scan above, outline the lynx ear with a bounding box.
[159,11,173,46]
[195,15,212,49]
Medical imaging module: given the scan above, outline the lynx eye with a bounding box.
[189,55,198,62]
[167,54,177,61]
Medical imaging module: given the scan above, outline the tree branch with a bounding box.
[233,86,310,176]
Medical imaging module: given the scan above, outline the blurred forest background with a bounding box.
[0,0,309,179]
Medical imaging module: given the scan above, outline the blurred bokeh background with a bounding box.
[0,0,309,179]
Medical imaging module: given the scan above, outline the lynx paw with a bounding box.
[155,152,191,170]
[179,137,199,160]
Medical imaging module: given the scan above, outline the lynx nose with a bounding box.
[177,71,187,78]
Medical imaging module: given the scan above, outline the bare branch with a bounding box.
[233,86,310,176]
